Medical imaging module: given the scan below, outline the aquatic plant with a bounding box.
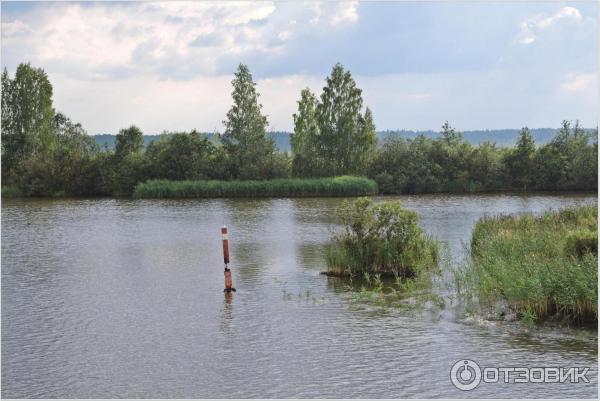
[133,176,377,198]
[325,197,438,278]
[342,269,445,313]
[459,204,597,325]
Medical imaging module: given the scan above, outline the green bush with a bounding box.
[465,204,597,325]
[133,176,377,198]
[325,197,438,277]
[1,186,22,198]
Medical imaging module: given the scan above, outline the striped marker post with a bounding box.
[222,226,235,292]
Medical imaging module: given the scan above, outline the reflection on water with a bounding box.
[220,291,234,335]
[2,194,597,398]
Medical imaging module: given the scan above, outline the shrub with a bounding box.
[325,197,438,277]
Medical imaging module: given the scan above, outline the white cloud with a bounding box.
[330,1,359,26]
[2,1,359,81]
[1,19,32,37]
[1,2,595,133]
[561,73,596,93]
[516,6,583,45]
[307,1,359,27]
[277,30,291,41]
[537,6,582,29]
[1,1,367,133]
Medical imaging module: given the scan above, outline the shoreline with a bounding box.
[2,186,597,200]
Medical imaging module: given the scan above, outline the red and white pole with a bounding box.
[222,226,230,265]
[222,226,235,292]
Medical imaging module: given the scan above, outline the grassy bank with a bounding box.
[325,198,438,278]
[133,176,377,198]
[459,204,597,325]
[1,186,23,198]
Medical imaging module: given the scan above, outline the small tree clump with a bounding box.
[325,197,438,278]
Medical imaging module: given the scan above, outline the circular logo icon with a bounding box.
[450,359,482,391]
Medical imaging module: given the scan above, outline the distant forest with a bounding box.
[94,128,598,152]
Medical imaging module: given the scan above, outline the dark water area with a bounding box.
[2,194,597,398]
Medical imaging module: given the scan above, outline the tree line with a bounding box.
[1,62,597,197]
[371,120,597,193]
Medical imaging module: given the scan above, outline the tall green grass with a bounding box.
[1,186,22,198]
[133,176,377,198]
[460,204,597,325]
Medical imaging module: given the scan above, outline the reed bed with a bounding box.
[133,176,377,198]
[462,204,597,325]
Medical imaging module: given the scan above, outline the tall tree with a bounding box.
[111,125,146,196]
[145,130,215,180]
[543,120,593,190]
[291,88,320,176]
[1,63,55,181]
[440,121,462,145]
[222,63,275,179]
[115,125,144,159]
[50,113,98,195]
[430,121,471,191]
[316,63,376,176]
[354,107,376,172]
[1,68,12,143]
[505,127,536,190]
[469,141,502,191]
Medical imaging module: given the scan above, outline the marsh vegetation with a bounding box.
[134,176,377,198]
[456,205,597,326]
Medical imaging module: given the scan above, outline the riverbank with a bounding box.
[132,176,378,198]
[1,186,22,198]
[459,204,597,326]
[3,185,597,200]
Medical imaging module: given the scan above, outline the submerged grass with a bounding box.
[457,204,597,326]
[133,176,377,198]
[330,268,446,316]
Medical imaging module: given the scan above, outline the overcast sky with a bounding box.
[1,1,597,135]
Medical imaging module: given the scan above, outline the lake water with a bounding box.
[2,194,597,398]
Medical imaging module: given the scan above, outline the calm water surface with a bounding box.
[2,194,597,398]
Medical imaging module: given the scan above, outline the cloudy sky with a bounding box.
[1,1,597,135]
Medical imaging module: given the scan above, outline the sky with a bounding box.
[1,1,597,135]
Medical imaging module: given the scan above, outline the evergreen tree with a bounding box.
[316,63,376,175]
[222,63,275,179]
[505,127,536,190]
[431,121,471,191]
[291,88,320,176]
